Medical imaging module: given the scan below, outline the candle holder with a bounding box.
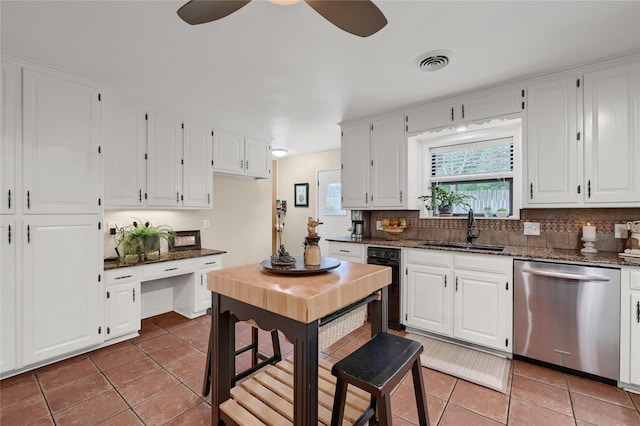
[580,237,598,254]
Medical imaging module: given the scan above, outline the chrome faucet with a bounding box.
[467,209,479,244]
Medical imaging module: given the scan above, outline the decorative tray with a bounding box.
[260,256,341,275]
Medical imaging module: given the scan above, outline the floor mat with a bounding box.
[411,334,510,394]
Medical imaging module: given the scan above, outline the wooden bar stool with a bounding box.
[330,332,429,426]
[202,308,282,396]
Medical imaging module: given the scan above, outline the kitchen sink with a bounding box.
[420,242,505,252]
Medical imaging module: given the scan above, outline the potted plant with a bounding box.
[496,208,509,218]
[418,186,474,217]
[483,206,493,217]
[116,219,174,263]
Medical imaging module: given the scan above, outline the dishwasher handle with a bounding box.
[521,267,610,282]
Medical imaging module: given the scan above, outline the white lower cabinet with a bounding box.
[327,241,365,263]
[195,255,222,314]
[0,219,18,374]
[22,216,102,365]
[105,268,141,340]
[620,266,640,388]
[404,249,513,352]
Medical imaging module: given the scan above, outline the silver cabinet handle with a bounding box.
[164,267,178,272]
[114,274,133,280]
[204,261,217,265]
[521,267,610,282]
[339,249,350,253]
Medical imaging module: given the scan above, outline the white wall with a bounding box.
[276,149,341,256]
[104,174,272,268]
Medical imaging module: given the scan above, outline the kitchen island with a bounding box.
[207,260,392,425]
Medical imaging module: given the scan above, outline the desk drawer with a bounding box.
[105,267,139,285]
[199,255,222,270]
[328,242,364,262]
[142,259,197,281]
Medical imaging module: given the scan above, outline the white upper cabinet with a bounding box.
[244,137,271,178]
[526,76,580,204]
[21,216,102,365]
[1,61,19,215]
[213,129,244,175]
[146,113,183,207]
[103,98,146,207]
[22,68,100,214]
[371,116,406,208]
[583,62,640,204]
[182,122,213,208]
[341,123,371,209]
[406,87,523,133]
[341,116,408,210]
[213,130,271,178]
[525,60,640,207]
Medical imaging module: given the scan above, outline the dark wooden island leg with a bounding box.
[211,294,234,426]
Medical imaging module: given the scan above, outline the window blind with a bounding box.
[431,137,513,179]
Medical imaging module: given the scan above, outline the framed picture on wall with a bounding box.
[294,183,309,207]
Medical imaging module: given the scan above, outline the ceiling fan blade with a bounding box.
[177,0,251,25]
[305,0,387,37]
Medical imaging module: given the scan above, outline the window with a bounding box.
[324,182,346,215]
[418,120,522,217]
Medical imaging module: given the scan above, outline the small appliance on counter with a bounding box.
[351,210,365,240]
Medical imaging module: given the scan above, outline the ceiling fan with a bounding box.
[177,0,387,38]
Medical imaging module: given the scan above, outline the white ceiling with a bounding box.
[2,1,640,157]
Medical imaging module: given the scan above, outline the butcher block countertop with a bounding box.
[206,261,391,323]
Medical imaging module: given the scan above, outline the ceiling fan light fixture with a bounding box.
[272,148,288,158]
[268,0,302,5]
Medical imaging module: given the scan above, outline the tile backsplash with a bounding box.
[367,208,640,253]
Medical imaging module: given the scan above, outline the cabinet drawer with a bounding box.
[328,242,364,261]
[199,255,222,270]
[454,253,512,275]
[105,267,139,285]
[405,248,453,268]
[141,259,196,281]
[630,269,640,290]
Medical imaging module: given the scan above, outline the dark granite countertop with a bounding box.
[104,248,226,271]
[327,236,640,268]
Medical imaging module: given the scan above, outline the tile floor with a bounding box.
[1,311,640,425]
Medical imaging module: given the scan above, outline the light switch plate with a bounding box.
[524,222,540,236]
[615,223,629,239]
[376,220,382,231]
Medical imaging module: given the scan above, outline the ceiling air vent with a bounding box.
[415,50,454,72]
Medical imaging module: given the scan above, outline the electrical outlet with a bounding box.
[376,220,382,231]
[615,223,629,239]
[107,222,122,234]
[203,219,210,229]
[524,222,540,236]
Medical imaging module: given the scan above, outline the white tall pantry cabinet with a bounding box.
[0,56,103,376]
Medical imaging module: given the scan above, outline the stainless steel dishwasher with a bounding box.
[514,260,620,381]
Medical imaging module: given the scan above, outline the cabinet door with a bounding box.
[341,123,371,209]
[0,219,17,373]
[1,61,18,215]
[22,68,100,214]
[526,76,579,204]
[183,123,213,207]
[371,116,405,208]
[460,87,522,123]
[405,264,452,336]
[213,129,244,174]
[22,216,102,365]
[584,62,640,204]
[453,270,507,351]
[244,138,271,178]
[630,292,640,385]
[106,281,140,340]
[146,113,182,207]
[103,98,146,207]
[406,100,455,133]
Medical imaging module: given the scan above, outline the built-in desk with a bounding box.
[103,249,226,342]
[207,261,391,425]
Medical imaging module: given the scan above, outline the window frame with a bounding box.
[416,119,522,219]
